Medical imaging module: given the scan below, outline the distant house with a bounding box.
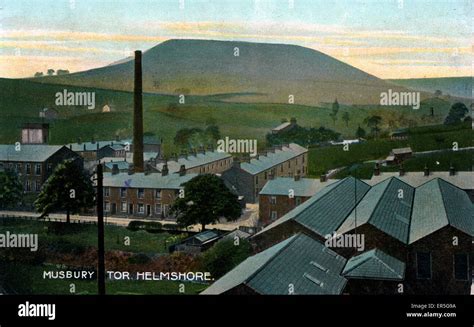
[21,123,49,144]
[0,144,82,194]
[259,175,338,226]
[222,143,308,203]
[156,148,232,175]
[271,118,298,134]
[171,230,223,254]
[386,147,412,164]
[390,128,408,140]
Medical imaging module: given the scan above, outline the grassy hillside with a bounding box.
[387,77,472,99]
[0,77,466,155]
[30,39,423,106]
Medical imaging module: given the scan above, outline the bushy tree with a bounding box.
[34,160,94,223]
[355,125,366,139]
[171,174,241,231]
[199,238,252,279]
[363,115,382,137]
[444,102,468,125]
[0,170,22,209]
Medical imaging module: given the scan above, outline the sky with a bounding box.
[0,0,472,79]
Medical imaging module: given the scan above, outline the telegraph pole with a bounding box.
[96,163,106,295]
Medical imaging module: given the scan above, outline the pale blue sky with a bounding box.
[1,0,472,78]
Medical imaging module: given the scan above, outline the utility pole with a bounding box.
[96,163,106,295]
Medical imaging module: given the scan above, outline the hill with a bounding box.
[387,77,472,99]
[30,39,420,106]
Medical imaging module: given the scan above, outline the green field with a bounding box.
[0,78,458,155]
[1,263,206,295]
[308,122,472,177]
[0,218,182,254]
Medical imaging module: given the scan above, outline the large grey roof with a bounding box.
[259,177,338,197]
[0,144,65,162]
[102,172,197,189]
[363,171,474,190]
[202,233,347,295]
[240,143,308,175]
[409,178,474,243]
[156,151,232,173]
[338,177,414,243]
[342,249,405,281]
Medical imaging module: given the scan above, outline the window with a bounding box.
[35,180,41,192]
[121,202,127,212]
[104,187,110,197]
[25,180,31,192]
[288,161,291,168]
[280,165,283,172]
[155,204,162,215]
[155,189,161,199]
[104,201,110,212]
[271,211,278,220]
[35,164,41,175]
[162,205,169,216]
[416,252,432,279]
[264,172,267,180]
[454,253,468,280]
[270,196,277,205]
[16,163,21,173]
[302,155,305,163]
[255,176,259,185]
[120,188,126,198]
[137,188,144,199]
[296,197,302,205]
[26,164,31,175]
[47,163,53,173]
[138,204,145,214]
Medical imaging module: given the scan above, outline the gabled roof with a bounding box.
[255,177,370,238]
[202,233,347,295]
[259,177,338,197]
[409,178,474,243]
[102,172,197,189]
[156,151,231,173]
[338,177,414,243]
[240,143,308,175]
[271,122,292,131]
[0,144,65,162]
[342,249,405,281]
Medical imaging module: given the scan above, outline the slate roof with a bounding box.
[240,143,308,175]
[409,178,474,243]
[104,161,129,171]
[156,151,231,173]
[68,136,160,152]
[201,233,347,295]
[259,177,338,197]
[364,171,474,190]
[102,172,197,189]
[256,177,370,238]
[342,249,405,280]
[0,144,65,162]
[193,230,221,244]
[338,177,414,243]
[126,152,160,162]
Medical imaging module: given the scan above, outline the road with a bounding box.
[0,205,259,232]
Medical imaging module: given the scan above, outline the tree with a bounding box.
[199,238,252,279]
[355,125,366,139]
[56,69,70,75]
[171,174,241,231]
[444,102,468,125]
[0,170,22,209]
[329,98,339,126]
[47,69,55,76]
[34,72,43,78]
[34,159,94,223]
[173,127,202,147]
[363,115,382,137]
[342,112,350,127]
[205,124,221,141]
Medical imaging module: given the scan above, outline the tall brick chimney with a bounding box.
[133,50,144,172]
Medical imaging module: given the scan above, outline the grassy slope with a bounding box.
[0,78,458,155]
[387,77,472,99]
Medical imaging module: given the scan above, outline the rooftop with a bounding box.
[391,147,412,155]
[342,249,405,281]
[240,143,308,175]
[271,122,292,131]
[102,171,197,189]
[156,151,231,173]
[201,233,347,295]
[259,177,338,197]
[0,144,65,162]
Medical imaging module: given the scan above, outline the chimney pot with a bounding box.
[449,165,455,176]
[161,163,169,176]
[320,174,327,182]
[112,164,119,175]
[294,170,301,181]
[424,165,430,176]
[399,165,405,176]
[374,163,380,176]
[179,164,186,176]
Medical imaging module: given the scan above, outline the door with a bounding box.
[129,204,133,215]
[146,205,151,217]
[111,203,117,214]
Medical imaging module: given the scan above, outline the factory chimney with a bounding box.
[133,50,144,172]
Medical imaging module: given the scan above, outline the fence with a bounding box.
[0,214,119,226]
